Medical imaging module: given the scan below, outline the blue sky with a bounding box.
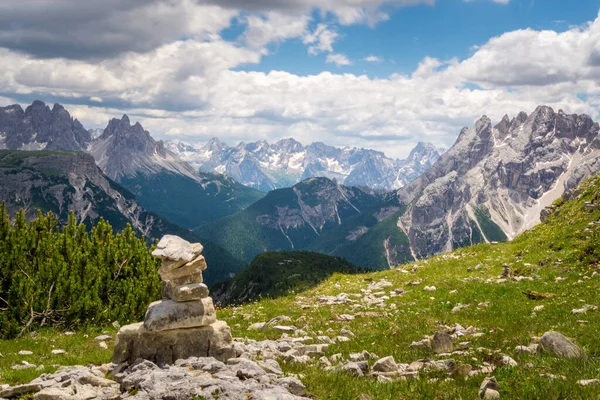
[238,0,600,77]
[0,0,599,158]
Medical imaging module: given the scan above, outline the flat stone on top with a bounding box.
[152,235,203,263]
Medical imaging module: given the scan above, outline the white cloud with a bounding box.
[0,4,598,160]
[363,55,382,63]
[304,24,340,55]
[242,11,312,48]
[326,53,353,66]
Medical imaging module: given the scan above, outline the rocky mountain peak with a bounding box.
[397,105,600,260]
[0,100,90,151]
[89,115,197,182]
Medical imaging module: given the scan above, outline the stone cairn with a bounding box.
[112,235,235,365]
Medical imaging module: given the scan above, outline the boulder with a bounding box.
[143,298,216,331]
[0,383,42,399]
[162,283,209,302]
[538,331,584,358]
[112,320,235,365]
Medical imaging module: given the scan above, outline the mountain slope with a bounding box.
[395,106,600,259]
[166,138,443,192]
[0,149,245,285]
[196,177,383,262]
[84,114,264,228]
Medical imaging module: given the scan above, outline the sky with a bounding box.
[0,0,599,159]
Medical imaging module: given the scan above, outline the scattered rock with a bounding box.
[538,331,585,359]
[372,356,398,373]
[50,349,66,355]
[578,379,600,387]
[432,331,453,354]
[18,350,33,355]
[98,341,109,350]
[409,338,431,350]
[424,286,436,292]
[479,376,500,398]
[95,335,112,341]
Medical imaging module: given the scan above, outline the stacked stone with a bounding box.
[112,235,235,366]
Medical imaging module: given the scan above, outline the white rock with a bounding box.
[98,341,109,350]
[424,286,437,292]
[94,335,112,341]
[152,235,202,263]
[51,349,66,355]
[18,350,33,355]
[372,356,398,372]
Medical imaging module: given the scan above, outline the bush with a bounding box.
[0,202,161,339]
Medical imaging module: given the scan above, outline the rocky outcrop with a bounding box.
[0,358,309,400]
[397,106,600,259]
[112,235,235,365]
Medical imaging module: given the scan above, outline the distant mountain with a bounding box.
[0,149,246,285]
[165,138,443,192]
[395,106,600,259]
[0,101,91,151]
[0,101,265,229]
[196,177,385,263]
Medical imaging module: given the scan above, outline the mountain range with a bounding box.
[166,138,443,192]
[0,101,264,229]
[199,106,600,268]
[2,100,599,272]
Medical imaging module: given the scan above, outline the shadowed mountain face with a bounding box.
[166,138,443,192]
[395,106,600,259]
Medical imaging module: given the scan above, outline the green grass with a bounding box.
[0,326,117,385]
[1,175,599,399]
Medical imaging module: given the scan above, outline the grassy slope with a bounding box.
[1,175,599,399]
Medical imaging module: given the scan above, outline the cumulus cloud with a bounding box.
[243,11,312,48]
[0,0,236,59]
[0,3,598,159]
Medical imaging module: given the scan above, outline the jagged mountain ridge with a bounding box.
[0,100,91,151]
[166,138,443,192]
[396,106,600,259]
[88,114,199,182]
